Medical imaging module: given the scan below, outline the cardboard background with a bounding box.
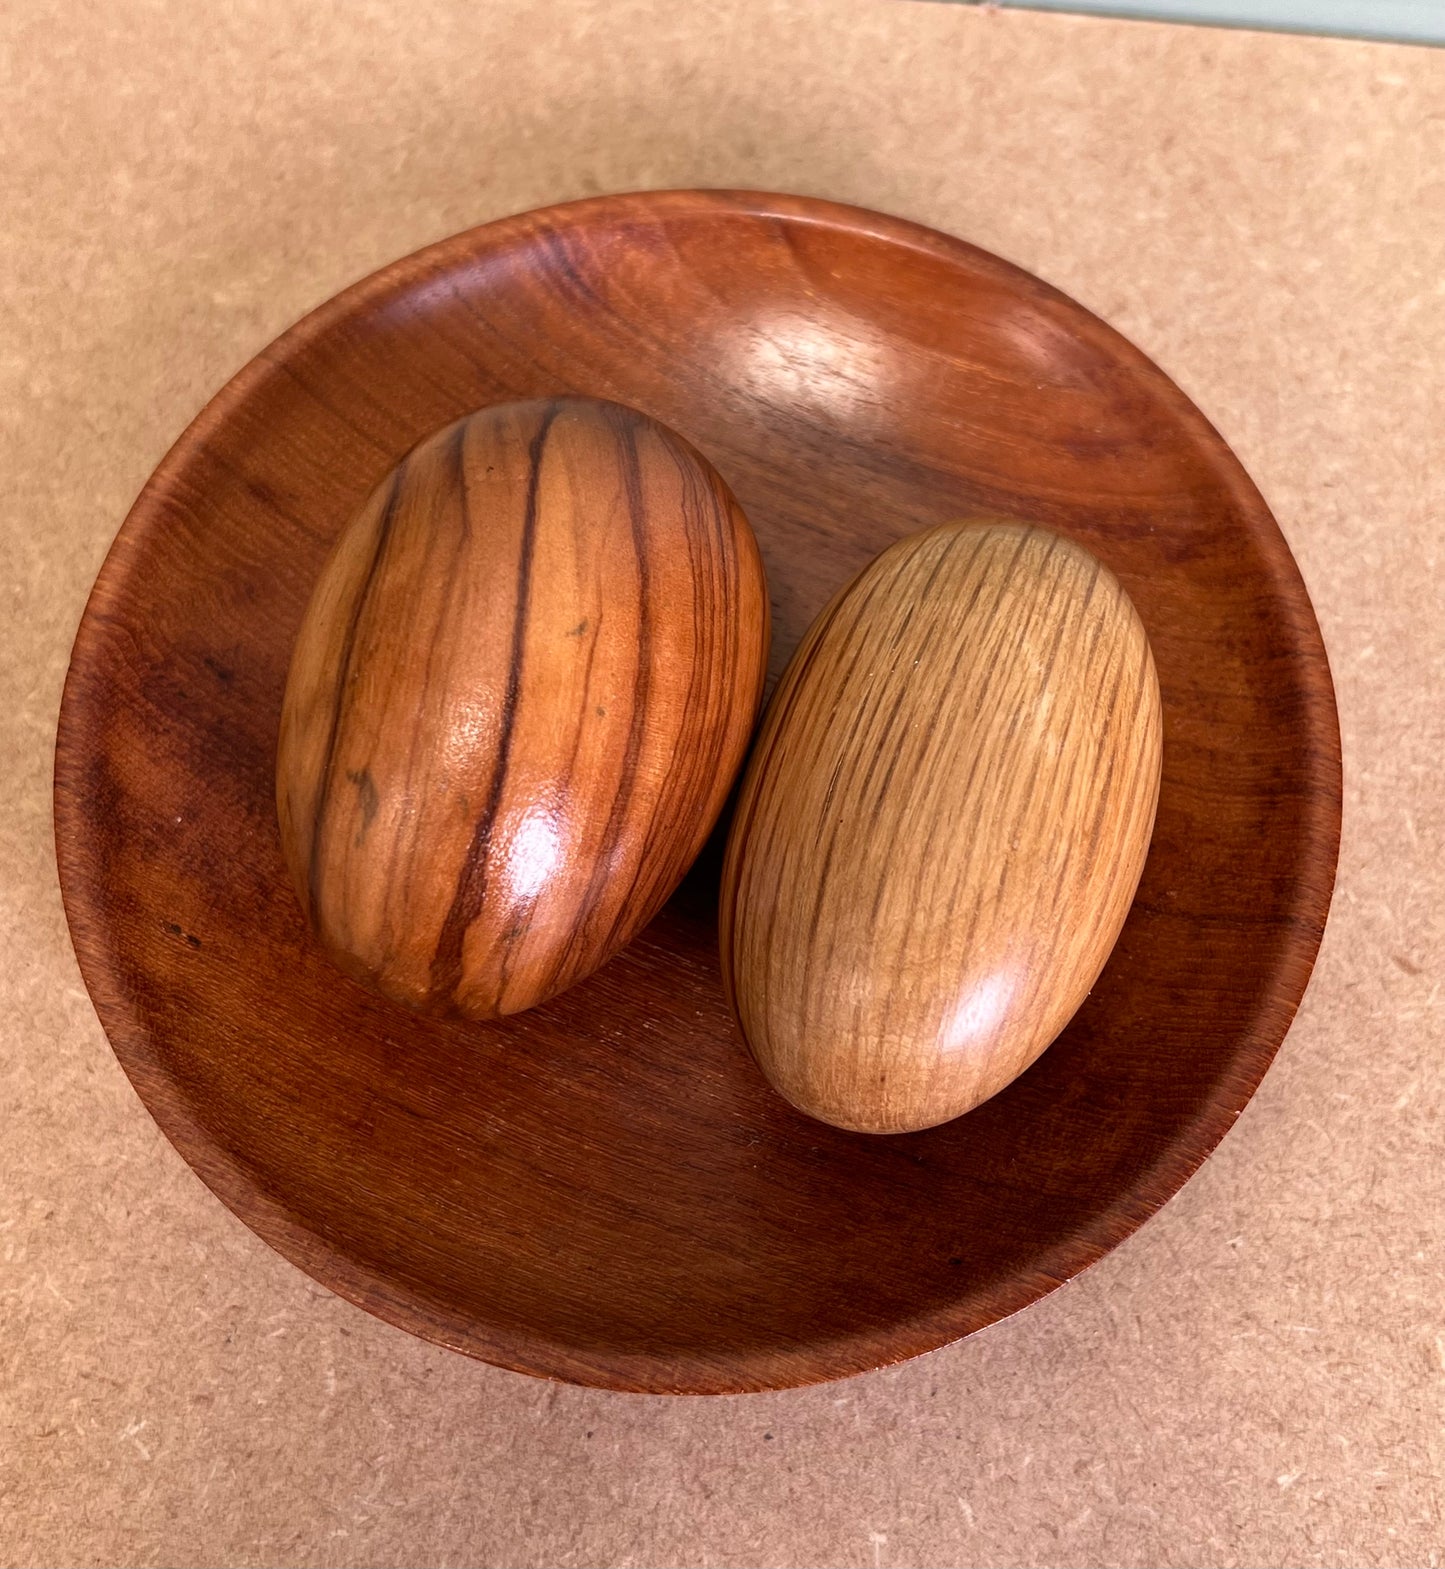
[2,2,1441,1564]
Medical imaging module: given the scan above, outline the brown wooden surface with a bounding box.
[276,397,768,1020]
[53,190,1340,1395]
[721,522,1162,1134]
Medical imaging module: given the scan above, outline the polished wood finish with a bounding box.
[722,522,1163,1134]
[54,191,1340,1394]
[277,397,768,1019]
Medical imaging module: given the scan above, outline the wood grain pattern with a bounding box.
[53,191,1340,1393]
[276,397,768,1019]
[721,522,1163,1134]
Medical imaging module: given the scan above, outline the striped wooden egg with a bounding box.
[277,397,769,1019]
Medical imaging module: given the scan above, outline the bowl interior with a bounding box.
[55,191,1340,1393]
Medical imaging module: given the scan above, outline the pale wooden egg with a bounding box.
[720,521,1162,1134]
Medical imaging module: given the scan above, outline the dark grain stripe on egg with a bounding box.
[537,409,656,999]
[429,401,558,1006]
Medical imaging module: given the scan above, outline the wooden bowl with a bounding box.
[55,191,1341,1395]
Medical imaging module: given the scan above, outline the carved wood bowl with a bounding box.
[54,191,1341,1394]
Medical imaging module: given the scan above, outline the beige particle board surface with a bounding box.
[1,2,1442,1566]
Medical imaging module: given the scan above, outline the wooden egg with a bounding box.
[277,397,769,1020]
[720,521,1162,1134]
